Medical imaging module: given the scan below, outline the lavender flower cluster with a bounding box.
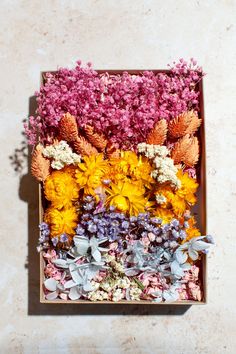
[75,196,189,250]
[37,222,50,251]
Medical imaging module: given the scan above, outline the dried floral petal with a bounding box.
[31,144,50,182]
[147,119,167,145]
[84,125,108,151]
[105,142,120,159]
[171,135,199,167]
[168,111,202,138]
[58,113,79,142]
[73,136,98,156]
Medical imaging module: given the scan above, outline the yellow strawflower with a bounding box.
[155,171,198,218]
[153,208,175,224]
[183,216,201,243]
[176,170,198,204]
[109,151,154,188]
[75,153,110,195]
[44,206,78,239]
[44,169,79,209]
[105,180,148,216]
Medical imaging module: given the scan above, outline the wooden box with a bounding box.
[39,70,207,304]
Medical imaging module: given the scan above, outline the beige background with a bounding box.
[0,0,236,353]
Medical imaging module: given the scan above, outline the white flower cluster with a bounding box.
[112,288,125,302]
[117,277,131,289]
[88,289,109,301]
[105,254,125,273]
[137,143,169,159]
[104,277,141,302]
[138,143,181,188]
[155,194,167,204]
[152,155,181,188]
[87,272,143,302]
[128,287,142,301]
[42,140,81,170]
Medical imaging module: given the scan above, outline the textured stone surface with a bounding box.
[0,0,236,353]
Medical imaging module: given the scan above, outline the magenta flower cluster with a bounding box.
[25,58,203,149]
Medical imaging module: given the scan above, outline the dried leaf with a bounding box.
[58,113,79,142]
[31,144,50,182]
[73,136,98,156]
[84,125,108,151]
[147,119,167,145]
[45,291,59,300]
[171,135,199,167]
[168,111,202,138]
[69,287,81,300]
[44,278,58,292]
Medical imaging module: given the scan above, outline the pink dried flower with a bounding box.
[44,263,63,281]
[138,272,169,300]
[178,265,202,301]
[25,59,204,150]
[43,249,58,261]
[184,167,197,179]
[43,249,65,281]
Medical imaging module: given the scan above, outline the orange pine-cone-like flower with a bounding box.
[83,125,108,151]
[58,113,79,142]
[31,144,50,182]
[183,137,199,167]
[105,142,120,159]
[147,119,167,145]
[73,136,98,156]
[108,149,120,159]
[168,111,202,138]
[171,135,199,167]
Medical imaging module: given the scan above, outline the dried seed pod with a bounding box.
[73,136,98,156]
[168,111,202,138]
[84,125,108,151]
[31,144,50,182]
[171,135,199,167]
[58,113,79,142]
[183,137,199,167]
[147,119,167,145]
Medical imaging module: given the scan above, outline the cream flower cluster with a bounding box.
[152,155,181,188]
[155,194,167,204]
[137,143,169,159]
[137,143,181,188]
[88,289,109,301]
[42,140,81,170]
[128,287,142,301]
[105,254,125,273]
[87,274,142,302]
[112,288,125,302]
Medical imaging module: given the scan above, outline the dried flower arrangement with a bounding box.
[26,59,214,303]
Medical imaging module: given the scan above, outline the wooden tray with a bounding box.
[39,70,207,304]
